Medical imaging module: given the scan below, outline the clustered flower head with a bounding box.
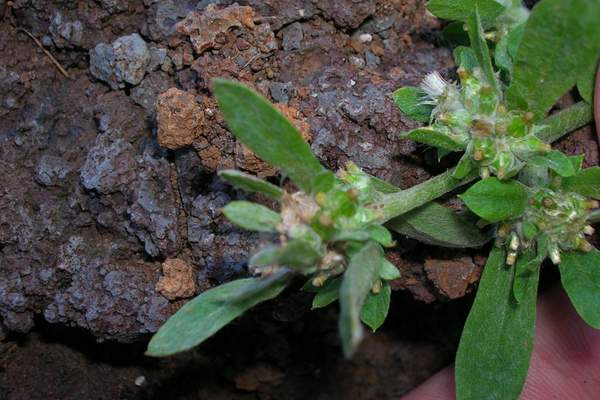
[247,163,392,289]
[497,186,597,265]
[419,68,551,180]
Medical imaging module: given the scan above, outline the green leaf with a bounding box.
[456,247,540,400]
[577,57,598,103]
[250,239,321,271]
[392,87,433,123]
[214,80,325,192]
[453,154,474,180]
[454,46,479,71]
[460,178,528,223]
[311,170,337,194]
[427,0,505,27]
[494,23,525,79]
[528,150,576,177]
[561,167,600,199]
[535,102,592,143]
[339,242,383,358]
[568,155,584,173]
[312,277,342,309]
[218,169,283,200]
[560,249,600,329]
[466,8,500,92]
[146,271,291,356]
[222,201,281,232]
[360,281,391,332]
[507,0,600,120]
[380,258,401,280]
[513,248,542,304]
[387,202,493,248]
[365,225,394,247]
[403,128,466,151]
[443,21,469,47]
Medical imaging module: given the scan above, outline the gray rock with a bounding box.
[89,33,150,90]
[147,46,169,72]
[269,82,293,104]
[130,71,174,114]
[49,13,83,48]
[126,151,180,258]
[80,136,137,194]
[36,154,73,186]
[281,22,303,51]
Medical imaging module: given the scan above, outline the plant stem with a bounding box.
[588,210,600,225]
[372,169,477,223]
[371,102,594,223]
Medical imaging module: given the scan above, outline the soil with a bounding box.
[0,1,597,399]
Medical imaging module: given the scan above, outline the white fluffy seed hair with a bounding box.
[420,71,448,99]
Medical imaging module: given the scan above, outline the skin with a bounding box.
[402,286,600,400]
[595,64,600,139]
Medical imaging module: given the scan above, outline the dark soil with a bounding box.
[0,1,597,399]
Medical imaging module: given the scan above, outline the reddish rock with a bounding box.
[156,88,205,150]
[176,4,256,54]
[155,258,197,301]
[424,257,482,299]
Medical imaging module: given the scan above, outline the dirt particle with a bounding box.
[424,257,482,299]
[155,258,197,301]
[156,88,205,150]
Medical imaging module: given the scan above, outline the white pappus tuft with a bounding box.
[420,71,449,102]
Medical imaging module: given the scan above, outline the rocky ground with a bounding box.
[0,1,597,399]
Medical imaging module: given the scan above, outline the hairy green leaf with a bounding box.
[577,60,598,103]
[214,80,325,192]
[312,277,342,309]
[387,202,493,248]
[568,155,584,173]
[460,178,529,222]
[535,102,593,143]
[339,242,383,358]
[513,248,542,304]
[222,201,281,232]
[365,225,394,247]
[560,249,600,329]
[392,87,433,123]
[454,46,479,71]
[443,21,470,47]
[380,259,401,280]
[507,0,600,120]
[466,8,500,92]
[146,271,291,356]
[250,240,321,271]
[456,247,539,400]
[528,150,576,177]
[561,167,600,199]
[403,128,466,151]
[453,154,475,180]
[494,23,525,80]
[360,281,391,332]
[218,170,283,200]
[427,0,505,26]
[311,170,337,194]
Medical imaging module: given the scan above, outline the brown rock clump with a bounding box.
[176,4,256,54]
[156,88,204,150]
[155,258,197,301]
[424,257,481,299]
